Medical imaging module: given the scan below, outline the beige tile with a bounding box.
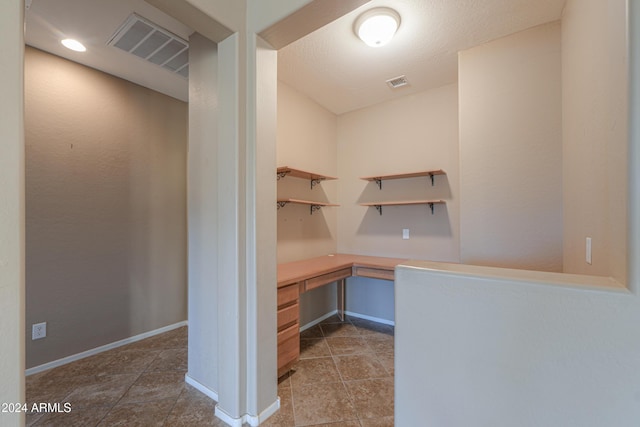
[33,405,110,427]
[375,352,394,376]
[26,411,45,427]
[126,326,187,351]
[306,421,362,426]
[64,373,139,408]
[363,335,394,354]
[344,378,394,420]
[360,416,394,426]
[320,323,360,338]
[320,314,352,325]
[290,357,341,388]
[334,354,388,381]
[100,349,163,375]
[42,351,116,378]
[261,385,294,427]
[146,348,187,372]
[164,385,225,427]
[119,371,185,404]
[350,319,394,337]
[300,325,324,339]
[97,398,175,427]
[26,372,94,407]
[292,382,357,426]
[300,338,331,359]
[326,337,370,356]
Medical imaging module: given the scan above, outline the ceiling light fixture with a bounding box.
[354,7,401,48]
[61,39,86,52]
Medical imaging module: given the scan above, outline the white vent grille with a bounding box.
[108,14,188,78]
[386,75,409,89]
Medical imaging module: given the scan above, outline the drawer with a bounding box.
[277,325,300,376]
[277,283,299,308]
[277,322,299,344]
[278,303,299,331]
[305,267,352,292]
[354,266,395,281]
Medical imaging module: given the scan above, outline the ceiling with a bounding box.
[25,0,567,113]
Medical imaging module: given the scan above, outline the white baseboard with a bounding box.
[247,397,280,426]
[299,310,338,332]
[25,320,188,376]
[344,311,395,326]
[185,374,219,402]
[300,310,395,332]
[215,398,280,427]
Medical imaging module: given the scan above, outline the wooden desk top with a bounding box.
[277,254,407,288]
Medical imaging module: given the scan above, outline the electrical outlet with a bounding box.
[402,228,410,240]
[32,322,46,340]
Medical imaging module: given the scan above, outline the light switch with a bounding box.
[402,229,409,240]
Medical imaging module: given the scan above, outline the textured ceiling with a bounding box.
[25,0,192,101]
[25,0,566,110]
[278,0,567,114]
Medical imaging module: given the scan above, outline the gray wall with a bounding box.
[25,47,187,368]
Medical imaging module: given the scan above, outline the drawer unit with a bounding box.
[277,283,300,376]
[277,324,300,377]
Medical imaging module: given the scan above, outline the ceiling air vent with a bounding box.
[386,75,409,89]
[108,14,189,78]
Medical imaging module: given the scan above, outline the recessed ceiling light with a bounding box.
[61,39,86,52]
[354,7,401,48]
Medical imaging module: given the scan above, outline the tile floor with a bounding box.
[25,315,394,426]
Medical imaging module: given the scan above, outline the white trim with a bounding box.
[299,310,337,332]
[185,374,219,401]
[215,405,243,427]
[345,310,395,326]
[215,398,280,426]
[246,397,280,426]
[25,321,188,376]
[300,310,395,331]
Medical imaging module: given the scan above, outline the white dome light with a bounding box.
[354,7,401,48]
[61,39,86,52]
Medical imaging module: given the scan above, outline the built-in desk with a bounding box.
[276,254,406,376]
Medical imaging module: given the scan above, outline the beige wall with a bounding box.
[277,82,338,263]
[0,0,25,424]
[277,82,338,326]
[458,22,563,272]
[25,47,187,368]
[337,83,460,260]
[336,83,460,323]
[562,0,628,282]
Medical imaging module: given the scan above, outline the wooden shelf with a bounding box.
[361,169,445,188]
[360,199,445,215]
[277,166,337,189]
[277,198,339,215]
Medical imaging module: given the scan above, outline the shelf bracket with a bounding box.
[428,202,435,215]
[374,178,382,190]
[277,171,290,180]
[310,205,322,215]
[310,178,323,189]
[429,173,435,186]
[374,205,382,215]
[277,201,288,210]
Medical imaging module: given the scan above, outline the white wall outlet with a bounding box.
[402,228,410,240]
[32,322,46,340]
[586,237,592,265]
